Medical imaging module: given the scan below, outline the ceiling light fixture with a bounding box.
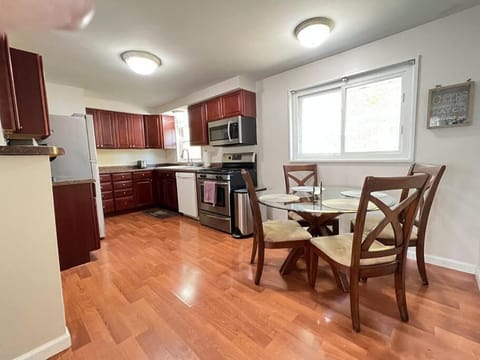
[294,17,333,48]
[121,50,161,75]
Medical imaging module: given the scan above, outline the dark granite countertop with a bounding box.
[0,145,65,158]
[100,164,214,174]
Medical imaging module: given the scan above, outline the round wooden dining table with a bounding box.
[257,186,396,276]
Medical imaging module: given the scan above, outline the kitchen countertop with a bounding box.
[0,145,65,158]
[99,164,214,174]
[52,178,96,187]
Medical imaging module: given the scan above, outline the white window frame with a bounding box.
[174,111,202,163]
[289,59,418,162]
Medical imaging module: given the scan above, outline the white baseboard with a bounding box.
[14,327,71,360]
[407,249,476,274]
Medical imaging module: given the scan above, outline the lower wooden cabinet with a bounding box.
[134,171,154,207]
[52,182,100,271]
[154,170,178,211]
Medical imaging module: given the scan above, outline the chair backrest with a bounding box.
[401,163,446,237]
[283,164,318,193]
[352,174,430,268]
[241,169,265,246]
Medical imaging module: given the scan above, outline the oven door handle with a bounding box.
[227,120,232,142]
[198,180,229,186]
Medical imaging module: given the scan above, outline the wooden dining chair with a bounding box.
[350,163,446,285]
[283,164,339,235]
[309,174,430,332]
[241,169,312,285]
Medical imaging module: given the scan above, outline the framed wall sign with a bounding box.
[427,81,474,129]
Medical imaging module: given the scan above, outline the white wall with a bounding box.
[46,82,86,116]
[0,156,70,359]
[256,6,480,273]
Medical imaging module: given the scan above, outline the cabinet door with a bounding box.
[144,114,163,148]
[98,110,116,148]
[129,114,145,149]
[222,90,256,118]
[188,102,208,146]
[134,179,154,207]
[52,183,99,270]
[10,48,50,139]
[0,34,18,135]
[86,108,103,148]
[166,178,178,211]
[205,96,223,121]
[114,112,130,148]
[162,115,176,149]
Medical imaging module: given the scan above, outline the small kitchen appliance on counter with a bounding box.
[137,160,147,169]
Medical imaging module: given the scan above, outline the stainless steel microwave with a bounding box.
[207,116,257,146]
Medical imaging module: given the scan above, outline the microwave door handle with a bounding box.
[227,120,232,142]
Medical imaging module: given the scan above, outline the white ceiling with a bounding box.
[8,0,480,109]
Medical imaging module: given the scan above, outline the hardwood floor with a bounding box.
[51,211,480,359]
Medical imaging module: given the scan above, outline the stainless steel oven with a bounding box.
[197,174,231,217]
[196,152,257,234]
[208,116,257,146]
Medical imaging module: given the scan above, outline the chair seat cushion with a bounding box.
[311,233,396,267]
[351,216,418,241]
[263,220,312,242]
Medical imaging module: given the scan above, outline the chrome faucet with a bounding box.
[181,148,192,166]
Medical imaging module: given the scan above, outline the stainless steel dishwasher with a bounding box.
[175,172,199,219]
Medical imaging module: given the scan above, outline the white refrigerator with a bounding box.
[45,114,105,238]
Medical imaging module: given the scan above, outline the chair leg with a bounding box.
[331,267,350,292]
[250,237,257,264]
[254,244,265,285]
[305,242,311,285]
[395,266,409,322]
[309,249,319,288]
[350,271,361,332]
[416,243,429,285]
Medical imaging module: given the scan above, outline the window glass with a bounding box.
[290,61,416,162]
[174,111,201,162]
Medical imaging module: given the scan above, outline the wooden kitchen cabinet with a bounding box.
[53,182,100,271]
[0,34,18,135]
[87,108,116,149]
[221,89,256,118]
[162,115,176,149]
[144,114,176,149]
[154,170,178,211]
[188,102,208,146]
[100,173,115,214]
[134,171,154,209]
[205,96,223,121]
[128,113,145,149]
[144,114,163,148]
[9,47,50,139]
[114,112,130,148]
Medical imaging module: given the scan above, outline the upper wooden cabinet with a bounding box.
[114,112,130,148]
[188,89,256,145]
[128,114,145,149]
[0,34,50,139]
[144,114,177,149]
[222,90,256,118]
[162,115,176,149]
[205,96,223,122]
[144,114,163,148]
[0,34,18,135]
[86,108,115,149]
[188,102,208,146]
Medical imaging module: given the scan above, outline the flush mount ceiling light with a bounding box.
[121,50,161,75]
[294,17,333,48]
